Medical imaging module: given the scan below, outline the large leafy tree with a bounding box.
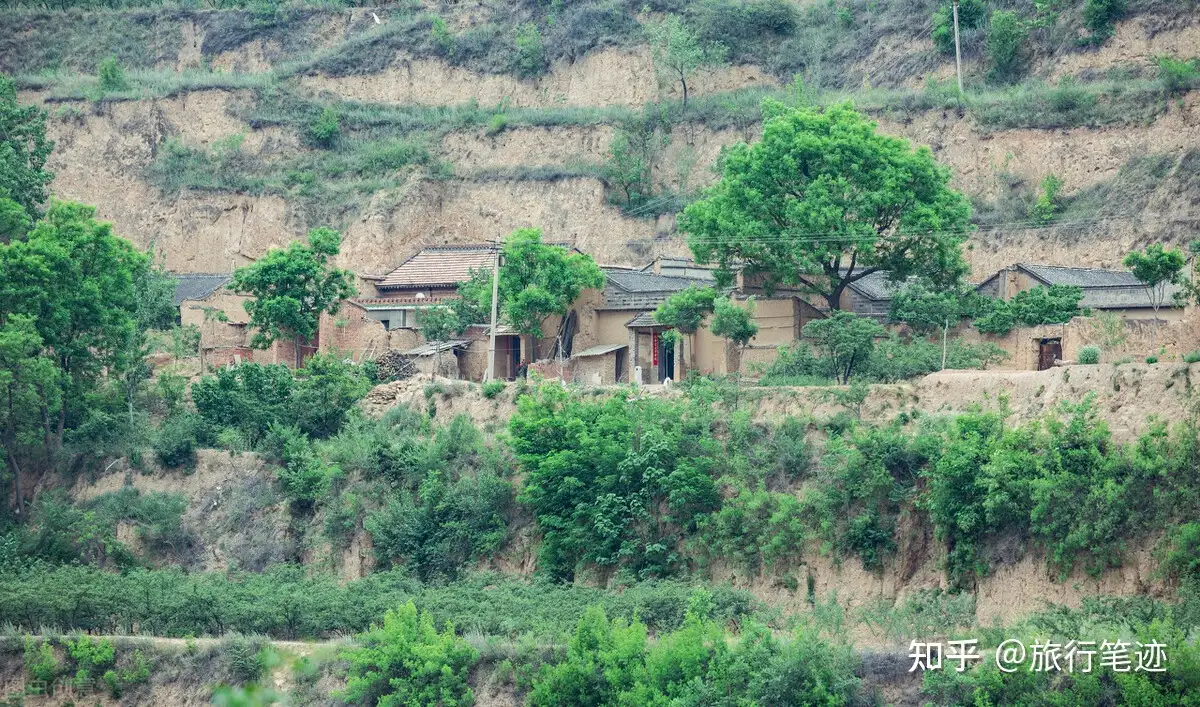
[459,228,604,365]
[0,201,147,449]
[0,75,54,221]
[230,227,356,368]
[681,102,972,311]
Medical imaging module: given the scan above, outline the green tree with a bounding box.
[458,229,604,366]
[802,311,885,384]
[0,201,148,451]
[0,198,31,242]
[1124,243,1185,346]
[710,296,758,375]
[114,250,176,425]
[654,285,718,377]
[340,601,478,707]
[0,315,61,517]
[986,10,1027,83]
[1030,174,1064,224]
[191,362,294,447]
[229,228,356,368]
[512,22,547,78]
[417,305,466,381]
[889,283,970,370]
[0,75,54,221]
[289,354,370,439]
[682,102,971,311]
[646,16,727,114]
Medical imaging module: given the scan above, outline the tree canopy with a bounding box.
[0,75,54,221]
[1124,243,1184,316]
[802,311,886,384]
[458,228,604,363]
[973,285,1084,335]
[681,102,971,310]
[230,228,356,367]
[0,201,149,448]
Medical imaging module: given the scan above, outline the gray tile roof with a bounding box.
[625,311,660,328]
[604,269,712,294]
[1018,264,1145,288]
[172,274,230,306]
[845,270,904,302]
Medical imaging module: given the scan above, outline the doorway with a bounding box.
[1038,338,1062,371]
[658,334,675,382]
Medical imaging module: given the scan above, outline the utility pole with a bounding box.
[953,0,964,95]
[485,235,502,382]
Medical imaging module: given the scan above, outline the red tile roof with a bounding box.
[377,245,497,290]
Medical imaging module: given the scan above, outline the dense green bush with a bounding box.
[289,354,371,439]
[974,285,1084,335]
[0,566,760,640]
[528,601,859,706]
[512,22,548,78]
[986,10,1027,83]
[863,336,1008,382]
[153,411,210,468]
[1157,55,1200,95]
[1078,345,1101,364]
[97,55,128,92]
[481,380,506,399]
[193,362,295,447]
[1185,350,1200,364]
[1083,0,1127,43]
[510,386,723,580]
[305,106,341,148]
[341,601,478,707]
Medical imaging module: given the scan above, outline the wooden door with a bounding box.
[1038,338,1062,371]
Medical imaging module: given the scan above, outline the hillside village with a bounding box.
[4,0,1200,705]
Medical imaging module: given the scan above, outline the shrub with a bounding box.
[290,353,371,439]
[986,10,1026,83]
[1183,350,1200,364]
[512,23,547,78]
[192,362,294,447]
[1078,346,1101,364]
[153,412,210,468]
[486,113,508,136]
[1157,55,1200,96]
[24,637,59,684]
[481,380,506,399]
[1030,174,1065,223]
[430,16,456,57]
[97,55,128,92]
[931,0,987,55]
[1146,355,1159,364]
[1083,0,1127,43]
[222,635,270,684]
[306,107,340,148]
[340,601,478,707]
[1162,523,1200,583]
[101,648,150,698]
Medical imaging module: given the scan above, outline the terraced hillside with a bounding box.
[4,0,1199,276]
